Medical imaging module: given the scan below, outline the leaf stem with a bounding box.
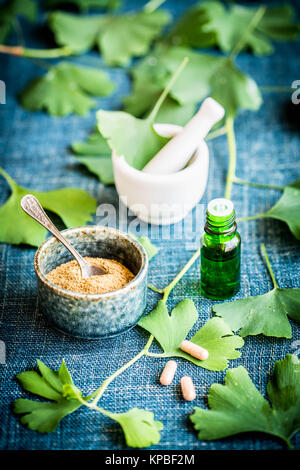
[0,44,74,58]
[0,167,15,190]
[260,243,279,289]
[229,5,266,59]
[206,125,226,141]
[147,57,188,123]
[73,391,115,420]
[224,116,236,200]
[233,177,284,191]
[144,0,167,13]
[145,351,168,358]
[148,284,164,293]
[154,248,201,304]
[237,214,266,222]
[91,334,154,405]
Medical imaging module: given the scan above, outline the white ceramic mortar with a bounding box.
[112,123,209,225]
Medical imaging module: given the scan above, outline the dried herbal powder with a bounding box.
[46,257,134,294]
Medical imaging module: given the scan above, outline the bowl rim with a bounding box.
[34,225,148,300]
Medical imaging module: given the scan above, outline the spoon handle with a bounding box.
[20,194,86,268]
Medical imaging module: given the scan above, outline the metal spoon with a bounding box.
[21,194,107,278]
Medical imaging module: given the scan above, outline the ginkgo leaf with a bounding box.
[14,359,162,447]
[126,46,262,117]
[45,0,120,12]
[264,180,300,240]
[0,167,96,246]
[213,244,300,338]
[0,0,37,44]
[20,62,114,116]
[97,58,188,169]
[239,180,300,240]
[166,2,300,55]
[190,354,300,448]
[98,109,169,170]
[136,237,158,261]
[49,8,170,66]
[161,47,262,116]
[110,408,163,448]
[139,300,244,371]
[72,130,114,184]
[123,84,196,125]
[14,359,84,433]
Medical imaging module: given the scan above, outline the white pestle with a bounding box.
[142,97,225,175]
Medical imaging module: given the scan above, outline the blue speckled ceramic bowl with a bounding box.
[34,226,148,339]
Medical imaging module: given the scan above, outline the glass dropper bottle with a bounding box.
[200,198,241,300]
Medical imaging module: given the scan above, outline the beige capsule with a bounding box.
[180,376,196,401]
[180,340,209,360]
[160,360,177,386]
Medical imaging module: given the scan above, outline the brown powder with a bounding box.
[46,257,135,294]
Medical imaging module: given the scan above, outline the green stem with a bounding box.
[91,334,154,405]
[206,125,226,141]
[0,44,74,58]
[160,249,200,303]
[260,243,279,289]
[233,177,284,191]
[237,213,266,222]
[224,116,236,200]
[148,284,163,293]
[285,438,294,450]
[148,57,188,123]
[229,5,266,59]
[74,392,115,420]
[144,0,166,13]
[145,351,168,358]
[0,167,15,190]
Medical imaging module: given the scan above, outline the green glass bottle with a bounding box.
[200,198,241,300]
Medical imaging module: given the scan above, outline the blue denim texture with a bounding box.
[0,0,299,450]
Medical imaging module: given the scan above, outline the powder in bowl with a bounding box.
[46,257,135,294]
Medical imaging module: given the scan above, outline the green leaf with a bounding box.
[14,360,83,433]
[97,109,168,170]
[136,237,158,261]
[186,318,244,371]
[264,180,300,240]
[166,2,300,55]
[139,299,198,353]
[0,167,96,246]
[161,47,262,116]
[72,130,114,185]
[45,0,120,12]
[49,9,170,66]
[16,371,62,401]
[190,354,300,448]
[0,0,37,44]
[123,77,196,125]
[97,58,189,170]
[139,300,244,371]
[129,233,158,260]
[214,243,300,339]
[20,62,114,116]
[126,46,262,117]
[111,408,163,448]
[213,287,300,339]
[13,398,82,433]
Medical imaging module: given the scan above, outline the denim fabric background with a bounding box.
[0,0,300,450]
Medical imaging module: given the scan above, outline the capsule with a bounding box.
[180,340,209,360]
[180,376,196,401]
[160,360,177,386]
